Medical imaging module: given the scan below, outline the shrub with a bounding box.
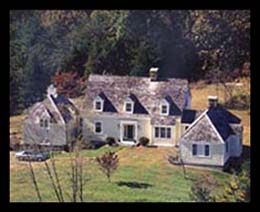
[83,141,96,150]
[213,170,250,202]
[96,151,119,182]
[190,174,217,202]
[137,137,149,147]
[106,137,118,146]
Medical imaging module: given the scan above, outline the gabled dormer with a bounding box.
[93,95,104,112]
[160,98,170,116]
[124,95,135,114]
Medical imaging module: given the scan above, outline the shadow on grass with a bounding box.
[117,181,153,189]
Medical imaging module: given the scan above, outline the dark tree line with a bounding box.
[10,10,250,115]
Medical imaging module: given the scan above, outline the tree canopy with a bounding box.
[10,10,250,115]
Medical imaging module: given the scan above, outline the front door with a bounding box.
[123,124,135,141]
[120,121,137,143]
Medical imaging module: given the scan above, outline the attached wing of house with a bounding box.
[180,102,242,169]
[23,87,78,148]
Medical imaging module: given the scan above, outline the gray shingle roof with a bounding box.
[28,95,77,124]
[181,105,241,142]
[85,74,189,124]
[206,106,240,140]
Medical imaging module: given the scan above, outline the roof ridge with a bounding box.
[88,73,188,81]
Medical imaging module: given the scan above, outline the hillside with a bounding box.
[10,10,250,115]
[9,79,250,202]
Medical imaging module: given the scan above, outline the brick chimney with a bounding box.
[149,67,159,81]
[208,95,218,108]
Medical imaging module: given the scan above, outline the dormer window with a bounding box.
[95,101,102,110]
[124,101,134,113]
[124,95,135,114]
[160,99,169,116]
[161,105,168,114]
[93,96,104,112]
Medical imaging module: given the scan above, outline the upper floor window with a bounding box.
[93,96,104,112]
[124,98,134,113]
[40,119,49,129]
[160,99,169,116]
[125,102,134,113]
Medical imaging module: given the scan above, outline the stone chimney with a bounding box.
[208,95,218,108]
[149,67,159,81]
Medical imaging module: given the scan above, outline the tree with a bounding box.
[96,151,119,183]
[10,10,250,115]
[214,170,250,202]
[52,71,86,98]
[28,136,87,202]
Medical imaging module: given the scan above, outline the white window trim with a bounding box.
[160,101,170,116]
[94,121,103,135]
[191,143,211,158]
[93,98,104,112]
[153,125,173,140]
[124,101,134,114]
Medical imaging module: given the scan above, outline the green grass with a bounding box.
[10,146,239,202]
[10,78,250,202]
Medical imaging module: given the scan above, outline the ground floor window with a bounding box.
[94,121,103,134]
[192,143,210,157]
[205,144,210,156]
[192,144,197,155]
[154,127,172,139]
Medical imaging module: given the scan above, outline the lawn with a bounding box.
[10,146,232,202]
[9,78,250,202]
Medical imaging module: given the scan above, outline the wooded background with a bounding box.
[10,10,250,115]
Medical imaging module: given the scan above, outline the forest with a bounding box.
[10,10,250,115]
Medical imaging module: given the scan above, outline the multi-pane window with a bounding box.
[161,105,168,115]
[95,101,102,111]
[44,120,49,128]
[205,144,210,156]
[192,144,197,155]
[154,127,172,139]
[155,127,159,138]
[167,128,171,138]
[94,121,102,134]
[125,102,133,112]
[192,144,210,157]
[161,128,166,138]
[40,119,44,127]
[40,119,49,129]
